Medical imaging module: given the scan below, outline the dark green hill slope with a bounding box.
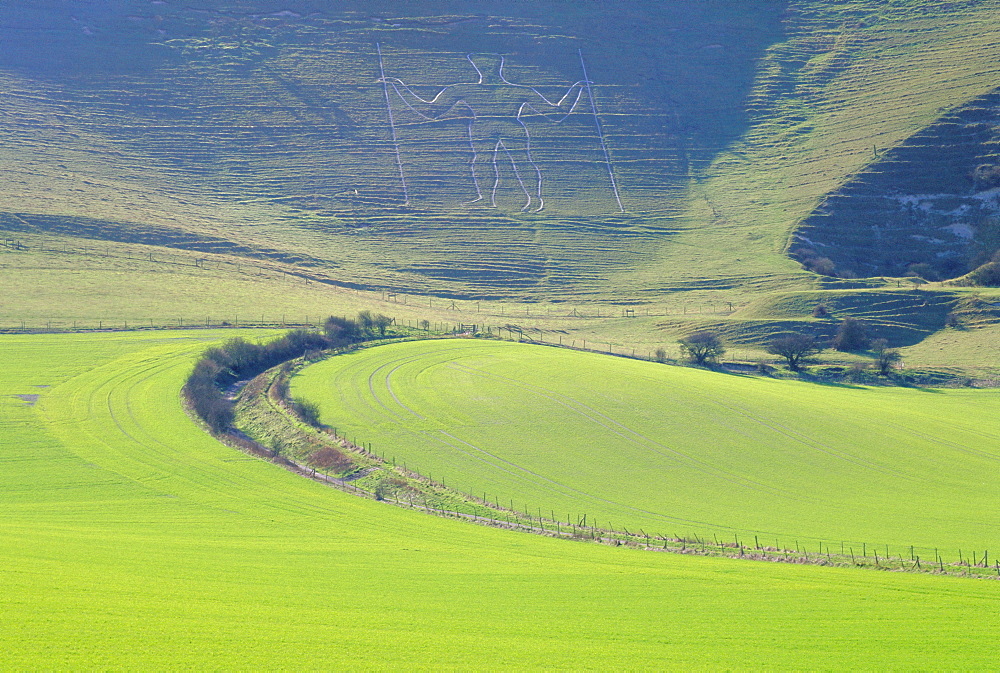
[792,88,1000,280]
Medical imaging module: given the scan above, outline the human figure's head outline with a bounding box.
[466,53,508,84]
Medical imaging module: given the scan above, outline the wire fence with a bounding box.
[259,426,1000,581]
[0,318,782,369]
[0,317,321,333]
[209,337,991,581]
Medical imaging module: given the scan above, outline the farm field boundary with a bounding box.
[215,334,999,579]
[289,338,1000,561]
[5,331,1000,666]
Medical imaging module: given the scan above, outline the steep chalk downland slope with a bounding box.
[626,1,1000,296]
[3,2,1000,302]
[792,88,1000,280]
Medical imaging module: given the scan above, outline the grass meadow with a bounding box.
[2,330,1000,666]
[5,236,998,381]
[292,339,1000,557]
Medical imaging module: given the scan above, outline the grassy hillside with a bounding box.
[3,330,1000,667]
[292,338,1000,553]
[0,0,786,299]
[627,0,1000,296]
[6,2,1000,665]
[4,1,1000,374]
[2,1,999,301]
[792,87,1000,280]
[3,229,999,384]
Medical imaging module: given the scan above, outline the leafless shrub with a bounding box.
[309,447,353,473]
[374,477,408,501]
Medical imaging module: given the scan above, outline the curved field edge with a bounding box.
[230,338,995,577]
[0,331,997,666]
[291,338,1000,555]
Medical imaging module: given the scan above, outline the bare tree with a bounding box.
[871,338,901,376]
[678,331,725,366]
[373,313,393,337]
[766,334,822,371]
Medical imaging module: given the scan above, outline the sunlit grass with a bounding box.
[293,338,1000,553]
[3,331,1000,666]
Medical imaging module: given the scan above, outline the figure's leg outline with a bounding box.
[463,123,484,205]
[519,120,544,212]
[497,139,532,211]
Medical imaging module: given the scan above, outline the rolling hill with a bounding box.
[2,0,999,303]
[2,331,1000,667]
[290,338,1000,552]
[4,2,1000,665]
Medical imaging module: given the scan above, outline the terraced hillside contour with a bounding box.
[3,1,1000,300]
[0,1,784,298]
[793,88,1000,280]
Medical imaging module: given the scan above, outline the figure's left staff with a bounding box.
[377,43,409,206]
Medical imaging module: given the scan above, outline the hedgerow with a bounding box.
[184,313,391,434]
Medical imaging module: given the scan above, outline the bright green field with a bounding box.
[293,338,1000,555]
[4,331,1000,667]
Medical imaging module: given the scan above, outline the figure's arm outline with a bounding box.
[517,81,589,123]
[381,79,473,120]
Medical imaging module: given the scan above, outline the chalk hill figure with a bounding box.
[379,53,589,212]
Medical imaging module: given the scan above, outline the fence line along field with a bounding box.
[5,0,1000,665]
[2,330,1000,667]
[291,338,1000,554]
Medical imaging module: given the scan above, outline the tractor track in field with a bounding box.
[303,339,1000,549]
[443,360,800,500]
[326,343,826,525]
[283,341,753,530]
[336,346,603,502]
[60,334,1000,582]
[221,350,1000,580]
[59,346,354,517]
[370,347,765,515]
[673,382,919,482]
[327,341,848,519]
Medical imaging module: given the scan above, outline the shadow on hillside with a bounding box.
[0,1,790,297]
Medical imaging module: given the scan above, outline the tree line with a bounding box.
[184,311,393,434]
[673,315,902,375]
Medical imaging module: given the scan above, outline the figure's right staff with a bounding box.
[579,49,624,213]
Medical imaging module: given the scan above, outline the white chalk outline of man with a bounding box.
[380,53,589,212]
